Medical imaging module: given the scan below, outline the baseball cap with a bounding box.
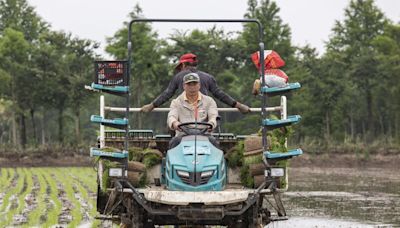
[183,73,200,84]
[175,53,197,70]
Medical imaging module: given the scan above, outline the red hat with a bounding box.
[175,53,197,71]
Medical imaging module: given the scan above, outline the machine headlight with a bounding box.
[176,170,190,178]
[201,170,214,178]
[109,168,123,177]
[270,168,285,177]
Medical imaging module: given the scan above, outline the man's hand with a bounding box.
[172,121,182,131]
[235,102,251,114]
[140,103,154,113]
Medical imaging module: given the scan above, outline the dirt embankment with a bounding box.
[291,152,400,169]
[0,149,399,168]
[0,154,93,167]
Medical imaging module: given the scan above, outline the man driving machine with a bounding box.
[167,72,218,148]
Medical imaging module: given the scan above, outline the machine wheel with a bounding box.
[120,199,147,228]
[96,184,108,213]
[131,201,145,228]
[227,221,248,228]
[249,203,263,228]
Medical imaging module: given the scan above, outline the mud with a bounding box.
[269,166,400,227]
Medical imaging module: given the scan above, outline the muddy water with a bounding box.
[267,167,400,227]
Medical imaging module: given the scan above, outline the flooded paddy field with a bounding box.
[0,164,398,227]
[268,166,400,227]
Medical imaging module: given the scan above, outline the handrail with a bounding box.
[104,107,281,113]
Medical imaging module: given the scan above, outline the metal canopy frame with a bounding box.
[126,18,269,152]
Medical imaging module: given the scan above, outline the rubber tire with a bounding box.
[131,201,145,228]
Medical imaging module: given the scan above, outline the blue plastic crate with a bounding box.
[90,115,128,129]
[264,148,303,160]
[91,83,129,94]
[260,82,301,97]
[90,147,128,158]
[262,115,301,129]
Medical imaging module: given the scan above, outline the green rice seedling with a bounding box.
[225,141,244,168]
[240,165,254,188]
[25,168,48,227]
[69,168,97,192]
[142,153,162,168]
[54,168,82,228]
[99,147,120,152]
[128,147,144,161]
[0,168,15,192]
[71,177,89,214]
[0,168,27,227]
[69,168,100,227]
[69,171,98,225]
[13,168,33,225]
[101,160,120,191]
[0,168,7,189]
[42,168,63,227]
[0,168,22,213]
[243,154,263,166]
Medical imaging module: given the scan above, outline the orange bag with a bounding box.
[251,50,285,71]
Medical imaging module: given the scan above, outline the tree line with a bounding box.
[0,0,399,150]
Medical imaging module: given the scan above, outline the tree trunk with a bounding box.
[325,111,331,145]
[366,88,373,139]
[11,75,18,147]
[12,110,18,146]
[395,113,399,142]
[58,108,64,144]
[75,108,81,145]
[350,108,355,142]
[30,108,37,145]
[379,113,385,139]
[41,109,46,145]
[19,113,27,149]
[362,121,367,143]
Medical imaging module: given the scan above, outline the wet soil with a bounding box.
[1,151,399,227]
[269,166,400,227]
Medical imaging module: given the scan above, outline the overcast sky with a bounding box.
[28,0,399,56]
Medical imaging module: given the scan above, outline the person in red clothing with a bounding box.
[141,53,250,113]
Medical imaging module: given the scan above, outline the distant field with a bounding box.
[0,167,100,227]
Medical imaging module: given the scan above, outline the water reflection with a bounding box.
[271,167,400,226]
[266,217,376,228]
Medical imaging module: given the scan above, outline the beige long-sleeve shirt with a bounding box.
[167,92,218,134]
